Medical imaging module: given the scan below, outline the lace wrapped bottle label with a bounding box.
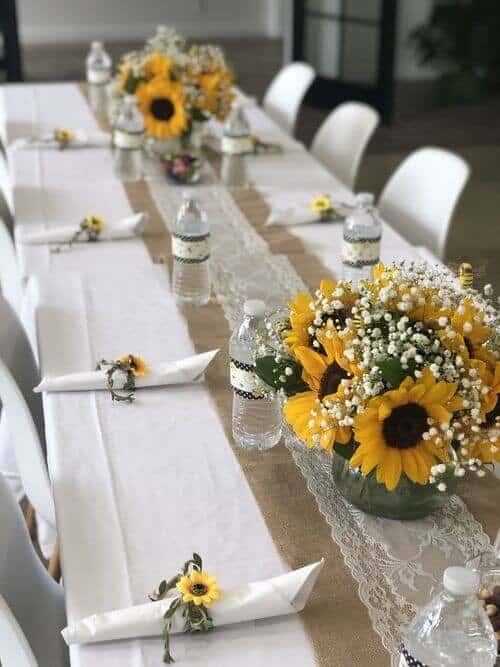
[172,232,210,264]
[87,68,111,85]
[230,358,264,399]
[113,129,144,151]
[342,235,381,268]
[221,134,254,155]
[399,647,427,667]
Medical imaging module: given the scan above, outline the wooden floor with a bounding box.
[21,37,500,292]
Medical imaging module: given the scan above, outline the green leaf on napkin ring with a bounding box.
[54,128,75,150]
[95,354,149,403]
[149,552,219,663]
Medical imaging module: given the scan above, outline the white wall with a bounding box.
[17,0,273,44]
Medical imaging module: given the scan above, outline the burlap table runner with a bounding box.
[80,85,499,666]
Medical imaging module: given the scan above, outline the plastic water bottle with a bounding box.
[230,300,282,450]
[222,104,253,155]
[341,193,381,284]
[113,95,144,182]
[172,194,211,306]
[86,41,112,113]
[400,566,497,667]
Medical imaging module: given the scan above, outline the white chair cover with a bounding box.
[262,62,315,136]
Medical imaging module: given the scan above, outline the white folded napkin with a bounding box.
[11,129,111,150]
[34,350,219,393]
[17,213,148,245]
[62,559,324,645]
[266,197,352,226]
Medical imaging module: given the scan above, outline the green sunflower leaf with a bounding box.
[378,358,416,390]
[255,355,308,396]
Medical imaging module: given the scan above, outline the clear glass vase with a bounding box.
[331,454,456,520]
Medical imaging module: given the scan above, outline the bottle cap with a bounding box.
[443,566,479,597]
[244,299,266,318]
[356,192,375,207]
[91,41,103,49]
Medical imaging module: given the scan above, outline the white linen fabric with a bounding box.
[62,560,324,645]
[265,188,355,226]
[16,212,148,245]
[11,129,111,150]
[4,82,469,667]
[35,350,219,393]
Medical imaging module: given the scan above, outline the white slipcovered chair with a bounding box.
[262,62,315,136]
[0,472,68,667]
[378,147,470,261]
[0,214,22,314]
[0,152,14,233]
[310,102,380,189]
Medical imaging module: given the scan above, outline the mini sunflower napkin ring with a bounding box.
[96,354,149,402]
[54,128,75,150]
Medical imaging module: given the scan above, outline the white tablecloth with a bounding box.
[3,83,422,667]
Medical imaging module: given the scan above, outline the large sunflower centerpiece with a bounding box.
[258,262,500,519]
[111,28,234,147]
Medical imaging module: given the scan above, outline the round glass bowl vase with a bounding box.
[331,454,456,520]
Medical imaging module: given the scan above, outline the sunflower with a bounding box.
[350,367,462,490]
[117,354,149,377]
[136,77,187,140]
[440,298,491,361]
[142,52,173,80]
[284,330,353,452]
[311,195,332,213]
[176,570,220,607]
[84,215,105,233]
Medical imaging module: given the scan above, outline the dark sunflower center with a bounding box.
[485,400,500,427]
[382,403,428,449]
[190,583,208,596]
[150,98,175,121]
[318,362,348,401]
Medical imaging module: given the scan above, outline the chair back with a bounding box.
[311,102,379,189]
[0,473,68,667]
[262,62,315,136]
[0,154,14,232]
[0,214,22,312]
[378,147,470,260]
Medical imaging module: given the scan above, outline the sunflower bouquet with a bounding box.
[257,262,500,518]
[112,27,234,143]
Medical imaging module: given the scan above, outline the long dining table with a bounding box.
[3,82,499,667]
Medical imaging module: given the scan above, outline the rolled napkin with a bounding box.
[17,212,148,245]
[11,129,111,150]
[266,193,352,226]
[62,559,324,645]
[34,349,218,393]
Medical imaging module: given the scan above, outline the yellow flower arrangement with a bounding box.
[136,77,188,140]
[177,570,220,607]
[258,261,500,502]
[143,52,173,80]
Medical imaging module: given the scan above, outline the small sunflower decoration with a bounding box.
[259,261,500,509]
[63,215,105,248]
[96,354,149,402]
[150,553,219,663]
[136,77,188,140]
[311,194,335,222]
[54,128,75,150]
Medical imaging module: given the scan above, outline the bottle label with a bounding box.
[113,129,144,151]
[400,647,428,667]
[230,358,264,399]
[87,68,111,85]
[172,233,210,264]
[342,234,381,268]
[221,134,254,155]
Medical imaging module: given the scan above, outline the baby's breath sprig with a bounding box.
[150,553,219,664]
[96,354,148,403]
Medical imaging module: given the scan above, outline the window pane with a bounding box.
[341,23,379,84]
[344,0,381,21]
[304,16,341,78]
[306,0,341,15]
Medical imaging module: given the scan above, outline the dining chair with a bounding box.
[0,152,14,233]
[310,102,380,190]
[0,293,45,499]
[0,473,68,667]
[378,147,470,261]
[0,214,22,313]
[262,62,315,136]
[0,89,8,155]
